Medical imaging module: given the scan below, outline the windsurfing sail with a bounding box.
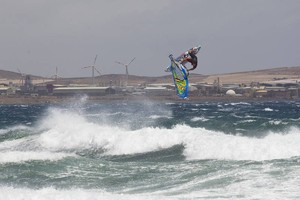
[168,54,189,99]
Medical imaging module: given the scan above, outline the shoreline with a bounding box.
[0,95,298,105]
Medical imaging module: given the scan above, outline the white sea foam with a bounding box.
[228,102,251,106]
[0,125,31,135]
[32,108,300,161]
[191,117,209,122]
[0,151,74,163]
[3,107,300,162]
[268,120,285,125]
[240,119,256,123]
[149,115,172,119]
[184,127,300,161]
[0,137,28,150]
[0,187,164,200]
[264,107,273,111]
[38,114,181,156]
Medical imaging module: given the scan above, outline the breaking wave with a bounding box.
[1,107,300,163]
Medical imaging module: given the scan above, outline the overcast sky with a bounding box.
[1,0,300,78]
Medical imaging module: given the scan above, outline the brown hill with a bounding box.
[0,69,24,80]
[0,69,44,80]
[1,66,300,86]
[53,66,300,86]
[203,66,300,84]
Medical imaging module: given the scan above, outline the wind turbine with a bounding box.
[82,55,101,85]
[115,57,135,87]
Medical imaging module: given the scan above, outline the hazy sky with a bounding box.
[1,0,300,78]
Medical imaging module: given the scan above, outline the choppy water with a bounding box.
[1,99,300,199]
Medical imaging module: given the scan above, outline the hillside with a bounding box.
[1,66,300,86]
[0,70,25,80]
[202,66,300,84]
[0,69,44,80]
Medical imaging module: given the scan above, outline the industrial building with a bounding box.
[53,86,116,96]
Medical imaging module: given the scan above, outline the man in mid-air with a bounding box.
[177,46,199,72]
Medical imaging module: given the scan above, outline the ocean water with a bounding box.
[1,99,300,199]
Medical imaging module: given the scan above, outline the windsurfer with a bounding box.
[178,47,199,72]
